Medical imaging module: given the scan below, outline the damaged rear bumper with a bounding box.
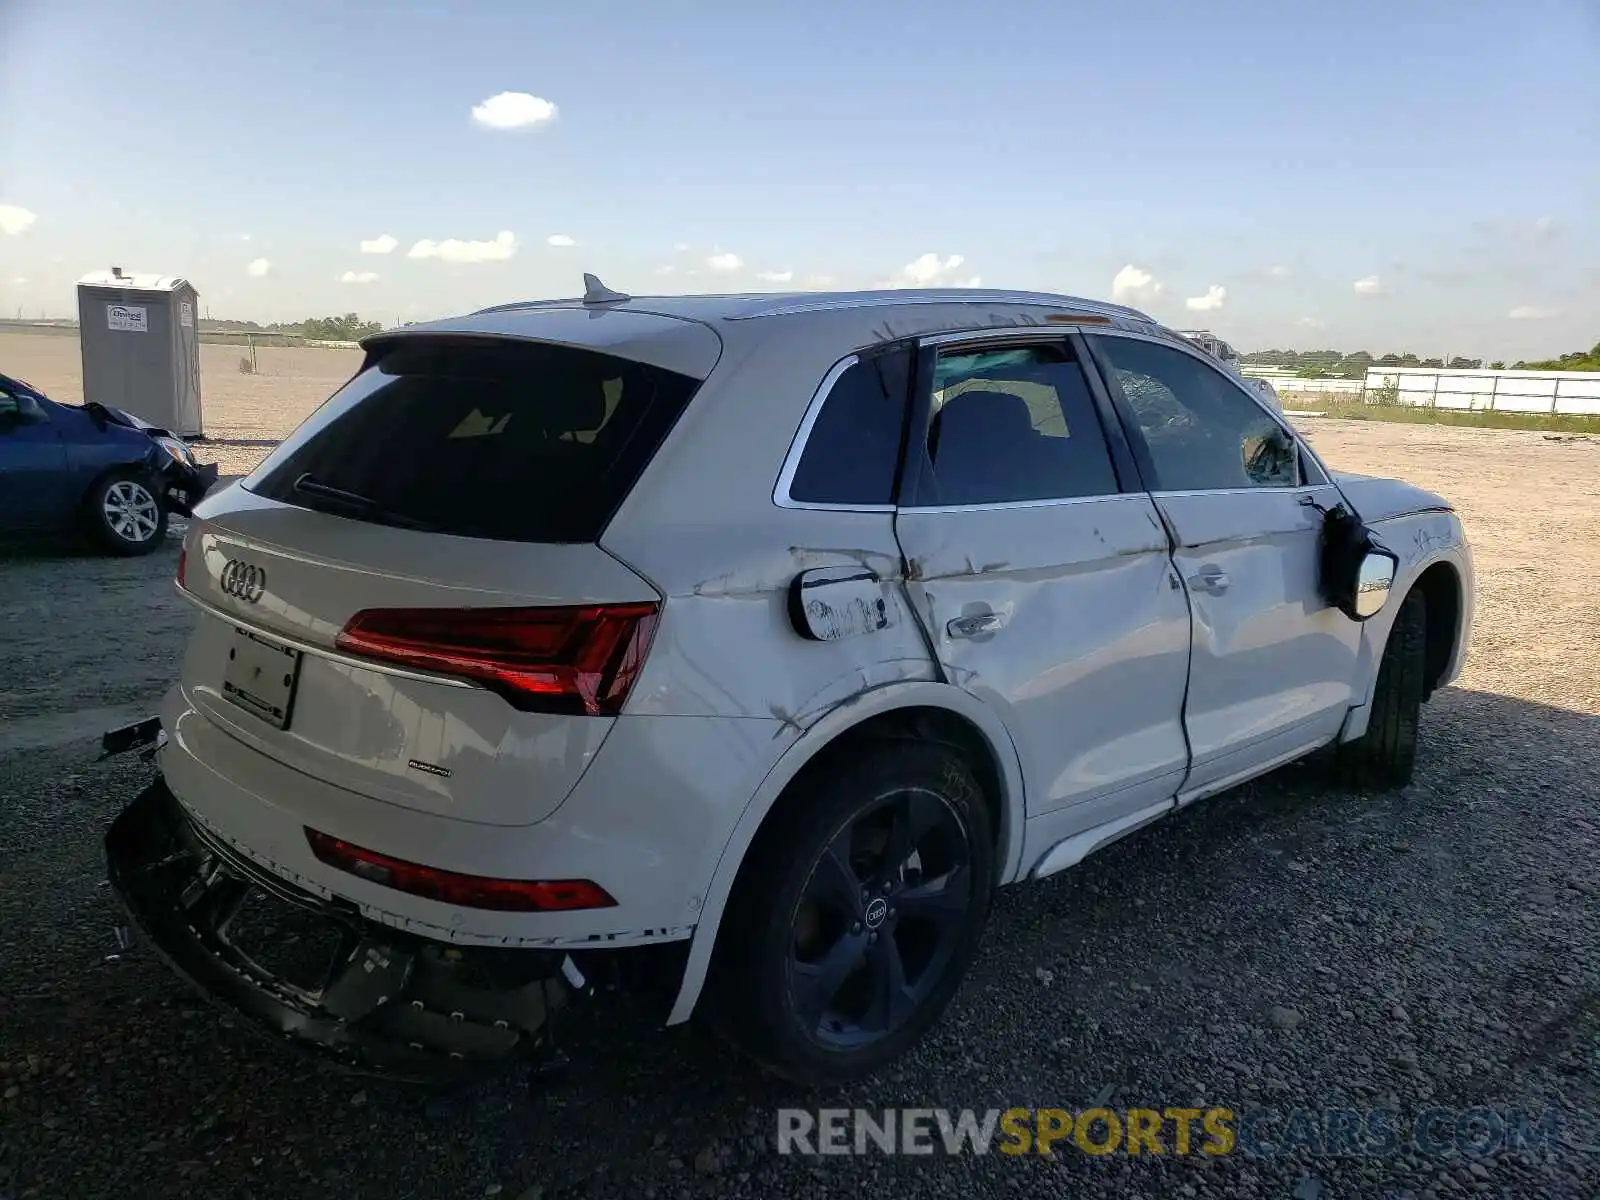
[105,778,571,1085]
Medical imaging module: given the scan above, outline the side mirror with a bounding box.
[1348,548,1398,621]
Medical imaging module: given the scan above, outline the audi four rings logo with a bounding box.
[220,559,266,602]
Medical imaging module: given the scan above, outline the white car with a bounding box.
[106,281,1473,1087]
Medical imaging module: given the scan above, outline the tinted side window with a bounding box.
[1095,336,1299,491]
[0,389,45,423]
[910,343,1119,507]
[247,337,700,543]
[787,353,909,506]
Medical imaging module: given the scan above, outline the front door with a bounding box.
[0,389,69,533]
[892,333,1192,834]
[1087,332,1361,801]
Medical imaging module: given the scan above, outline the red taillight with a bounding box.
[305,827,617,912]
[176,546,187,590]
[334,603,659,716]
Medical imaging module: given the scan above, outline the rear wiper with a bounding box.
[292,473,438,532]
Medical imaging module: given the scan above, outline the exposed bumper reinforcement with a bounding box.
[105,778,569,1085]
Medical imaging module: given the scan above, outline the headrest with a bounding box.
[933,388,1037,448]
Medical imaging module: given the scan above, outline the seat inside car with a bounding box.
[929,388,1065,504]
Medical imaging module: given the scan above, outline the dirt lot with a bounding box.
[1,351,1598,1198]
[0,332,361,478]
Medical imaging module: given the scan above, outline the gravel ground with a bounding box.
[2,420,1599,1199]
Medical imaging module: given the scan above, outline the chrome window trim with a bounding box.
[1149,483,1334,500]
[906,493,1146,517]
[177,587,482,690]
[772,353,895,513]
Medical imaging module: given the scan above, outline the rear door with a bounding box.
[1086,332,1359,801]
[893,331,1191,831]
[179,318,717,826]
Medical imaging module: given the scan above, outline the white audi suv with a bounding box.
[107,280,1473,1087]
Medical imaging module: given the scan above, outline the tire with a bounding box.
[709,739,995,1086]
[88,470,169,556]
[1337,587,1426,790]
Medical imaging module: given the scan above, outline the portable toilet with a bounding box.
[75,268,204,439]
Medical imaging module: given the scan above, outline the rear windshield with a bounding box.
[246,337,701,543]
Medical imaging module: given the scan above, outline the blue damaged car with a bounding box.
[0,370,218,555]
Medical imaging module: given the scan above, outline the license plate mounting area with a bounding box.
[222,627,302,729]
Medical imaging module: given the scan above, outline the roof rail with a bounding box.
[730,288,1154,323]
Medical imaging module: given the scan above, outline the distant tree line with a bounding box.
[1244,338,1600,376]
[198,312,383,341]
[1240,349,1485,378]
[1514,340,1600,372]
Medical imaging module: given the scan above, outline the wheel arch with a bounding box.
[79,455,163,520]
[1339,535,1471,742]
[664,681,1027,1026]
[1412,559,1463,698]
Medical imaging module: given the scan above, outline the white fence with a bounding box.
[1364,367,1600,416]
[1267,377,1367,397]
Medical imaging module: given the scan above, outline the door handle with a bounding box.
[947,612,1006,639]
[1188,566,1230,595]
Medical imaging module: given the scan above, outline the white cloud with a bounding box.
[545,234,576,247]
[1296,316,1326,329]
[881,253,980,289]
[805,274,837,288]
[1353,275,1385,296]
[1533,216,1558,239]
[360,234,398,255]
[340,270,380,284]
[471,91,558,130]
[1111,264,1164,306]
[12,276,26,285]
[0,204,38,236]
[246,258,271,278]
[908,253,960,285]
[756,269,794,283]
[1508,304,1558,320]
[655,264,675,276]
[673,242,691,252]
[707,252,743,271]
[1266,264,1291,279]
[1185,285,1227,313]
[907,253,961,284]
[240,233,253,242]
[407,230,518,263]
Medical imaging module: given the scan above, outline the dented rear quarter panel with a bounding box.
[610,507,935,726]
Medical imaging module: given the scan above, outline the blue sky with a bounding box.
[2,0,1596,357]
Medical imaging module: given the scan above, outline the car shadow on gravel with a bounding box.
[1,686,1597,1199]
